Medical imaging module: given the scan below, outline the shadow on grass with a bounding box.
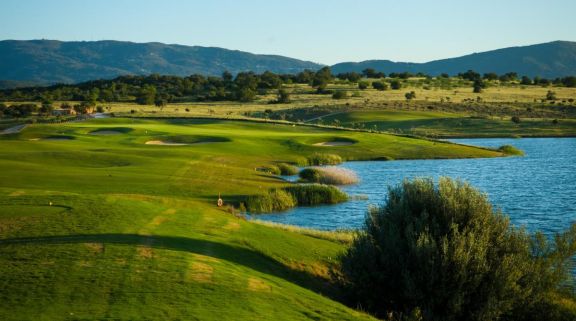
[0,233,342,301]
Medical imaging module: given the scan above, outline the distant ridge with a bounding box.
[331,41,576,78]
[0,40,323,86]
[1,40,575,89]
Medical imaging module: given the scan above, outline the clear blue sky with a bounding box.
[1,0,575,64]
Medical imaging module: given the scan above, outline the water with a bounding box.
[254,138,576,234]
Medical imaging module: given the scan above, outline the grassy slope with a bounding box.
[319,110,576,137]
[0,118,502,320]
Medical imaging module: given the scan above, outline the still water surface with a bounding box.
[254,138,576,234]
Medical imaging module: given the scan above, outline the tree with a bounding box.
[39,100,54,115]
[473,79,486,93]
[312,67,333,92]
[520,76,533,85]
[340,178,576,321]
[546,90,557,100]
[458,70,481,81]
[135,85,157,105]
[276,89,291,103]
[483,72,499,81]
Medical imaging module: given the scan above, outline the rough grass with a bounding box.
[284,184,348,206]
[277,163,299,176]
[246,189,296,213]
[498,144,525,156]
[247,184,348,213]
[299,167,359,185]
[307,153,343,166]
[252,220,355,244]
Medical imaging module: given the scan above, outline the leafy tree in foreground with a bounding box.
[340,177,576,321]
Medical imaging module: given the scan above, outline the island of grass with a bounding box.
[0,117,522,320]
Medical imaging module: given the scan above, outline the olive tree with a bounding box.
[340,177,576,321]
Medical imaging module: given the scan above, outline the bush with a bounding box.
[284,184,348,206]
[511,115,521,123]
[358,81,369,90]
[372,81,388,91]
[332,91,348,99]
[340,178,576,320]
[498,144,524,156]
[390,80,402,90]
[299,167,359,185]
[277,163,298,176]
[307,153,343,166]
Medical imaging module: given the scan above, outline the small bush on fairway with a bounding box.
[340,177,576,321]
[307,153,343,166]
[277,163,299,176]
[299,167,359,185]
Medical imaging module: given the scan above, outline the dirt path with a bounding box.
[0,124,26,135]
[303,111,348,123]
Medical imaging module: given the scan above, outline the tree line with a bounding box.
[0,68,574,108]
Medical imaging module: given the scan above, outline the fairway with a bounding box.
[0,118,503,320]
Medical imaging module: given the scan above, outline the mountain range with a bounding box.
[331,41,576,79]
[0,40,575,88]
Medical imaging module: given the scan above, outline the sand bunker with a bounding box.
[89,130,122,135]
[313,141,356,146]
[145,140,189,146]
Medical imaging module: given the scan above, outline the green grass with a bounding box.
[0,117,503,320]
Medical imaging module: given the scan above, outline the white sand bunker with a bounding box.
[89,130,122,135]
[314,141,356,146]
[145,140,189,146]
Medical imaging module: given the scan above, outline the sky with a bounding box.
[1,0,575,65]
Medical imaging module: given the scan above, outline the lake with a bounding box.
[253,138,576,235]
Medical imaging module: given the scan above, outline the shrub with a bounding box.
[511,115,521,123]
[332,91,348,99]
[340,178,576,320]
[284,184,348,206]
[307,153,343,166]
[246,189,296,213]
[358,81,369,90]
[546,90,557,100]
[390,80,402,90]
[498,144,524,156]
[277,163,298,176]
[372,81,388,91]
[299,167,359,185]
[405,91,416,100]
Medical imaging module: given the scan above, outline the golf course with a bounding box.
[0,116,509,320]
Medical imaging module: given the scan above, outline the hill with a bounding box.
[0,40,322,85]
[331,41,576,78]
